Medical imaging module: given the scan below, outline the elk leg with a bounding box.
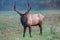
[23,27,27,37]
[39,25,42,35]
[29,27,32,37]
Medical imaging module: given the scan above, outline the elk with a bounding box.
[13,2,44,37]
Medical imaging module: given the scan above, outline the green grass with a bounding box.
[0,10,60,40]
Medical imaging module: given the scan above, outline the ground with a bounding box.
[0,10,60,40]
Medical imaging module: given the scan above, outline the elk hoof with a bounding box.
[30,36,32,38]
[23,35,25,38]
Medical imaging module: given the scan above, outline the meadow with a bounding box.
[0,10,60,40]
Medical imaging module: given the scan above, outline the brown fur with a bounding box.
[26,13,44,26]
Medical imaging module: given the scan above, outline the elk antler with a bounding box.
[14,2,16,11]
[25,1,31,14]
[13,2,22,16]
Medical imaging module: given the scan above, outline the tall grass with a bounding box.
[0,10,60,40]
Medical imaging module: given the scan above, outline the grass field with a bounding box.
[0,10,60,40]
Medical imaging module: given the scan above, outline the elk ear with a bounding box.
[25,1,31,14]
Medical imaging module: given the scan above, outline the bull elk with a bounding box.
[13,2,44,37]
